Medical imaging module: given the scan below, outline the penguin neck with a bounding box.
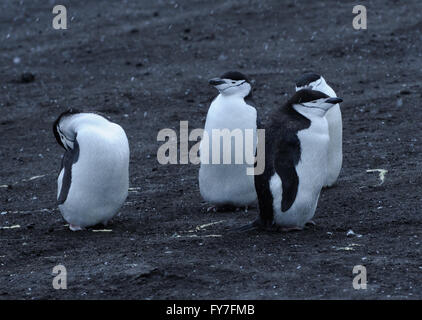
[218,90,250,103]
[292,104,326,120]
[313,78,336,97]
[245,90,253,101]
[215,94,251,113]
[219,85,251,100]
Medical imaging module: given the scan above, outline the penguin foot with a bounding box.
[69,224,83,231]
[235,206,251,214]
[305,220,316,227]
[207,205,238,213]
[323,183,336,189]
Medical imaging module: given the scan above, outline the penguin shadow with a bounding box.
[205,204,257,214]
[204,204,319,234]
[60,222,116,233]
[226,219,318,234]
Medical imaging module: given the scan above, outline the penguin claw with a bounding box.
[206,206,217,213]
[207,205,238,213]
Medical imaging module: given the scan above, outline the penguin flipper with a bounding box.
[274,132,300,212]
[57,138,80,205]
[254,168,274,225]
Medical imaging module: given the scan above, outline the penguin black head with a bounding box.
[295,73,338,102]
[295,72,321,89]
[289,89,342,116]
[53,108,81,150]
[209,71,252,97]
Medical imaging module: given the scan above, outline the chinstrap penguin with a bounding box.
[295,73,343,187]
[199,71,258,209]
[53,109,130,231]
[238,89,343,232]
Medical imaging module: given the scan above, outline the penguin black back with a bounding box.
[253,90,330,229]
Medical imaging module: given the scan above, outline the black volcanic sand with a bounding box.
[0,0,421,299]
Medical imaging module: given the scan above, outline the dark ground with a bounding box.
[0,0,421,299]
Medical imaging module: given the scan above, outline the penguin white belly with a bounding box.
[58,125,129,228]
[199,164,256,206]
[272,119,329,227]
[199,96,257,206]
[324,104,342,187]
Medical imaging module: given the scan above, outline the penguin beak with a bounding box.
[325,97,343,104]
[209,78,225,86]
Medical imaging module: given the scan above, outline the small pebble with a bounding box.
[20,72,35,83]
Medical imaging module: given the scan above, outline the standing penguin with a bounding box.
[240,90,342,231]
[53,109,130,231]
[295,73,342,187]
[199,71,258,209]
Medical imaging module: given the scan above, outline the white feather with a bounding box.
[199,94,257,206]
[57,113,129,229]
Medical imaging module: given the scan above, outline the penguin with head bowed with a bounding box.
[238,89,343,232]
[53,109,130,231]
[199,71,259,210]
[295,73,343,187]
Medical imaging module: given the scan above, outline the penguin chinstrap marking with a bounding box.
[241,90,343,232]
[53,109,130,231]
[199,71,258,208]
[296,73,343,187]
